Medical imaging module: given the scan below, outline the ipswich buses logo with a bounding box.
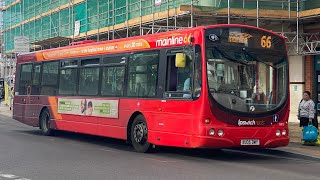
[156,33,192,47]
[238,119,256,126]
[238,119,265,126]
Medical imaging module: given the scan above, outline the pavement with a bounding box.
[0,102,12,118]
[0,103,319,161]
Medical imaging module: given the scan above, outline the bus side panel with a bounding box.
[97,98,132,140]
[13,95,41,127]
[13,95,25,123]
[45,96,98,136]
[148,131,193,148]
[53,120,99,136]
[121,99,195,148]
[97,98,195,146]
[149,100,194,147]
[13,65,23,122]
[23,96,42,127]
[97,98,163,141]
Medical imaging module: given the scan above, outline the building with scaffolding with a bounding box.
[1,0,320,118]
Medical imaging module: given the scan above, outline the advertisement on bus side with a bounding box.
[58,98,119,118]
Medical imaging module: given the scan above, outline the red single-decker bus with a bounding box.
[13,24,289,152]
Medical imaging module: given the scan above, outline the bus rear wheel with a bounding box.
[131,115,152,153]
[40,109,54,136]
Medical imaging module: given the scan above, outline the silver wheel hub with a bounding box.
[133,122,147,143]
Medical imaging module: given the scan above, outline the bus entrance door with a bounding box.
[23,85,32,124]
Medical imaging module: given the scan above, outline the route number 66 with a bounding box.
[261,36,272,48]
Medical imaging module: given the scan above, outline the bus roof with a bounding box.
[17,24,282,63]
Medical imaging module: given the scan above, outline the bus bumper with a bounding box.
[191,136,289,149]
[263,137,290,148]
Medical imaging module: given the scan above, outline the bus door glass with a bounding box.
[18,63,33,121]
[24,63,42,122]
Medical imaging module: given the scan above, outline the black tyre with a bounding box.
[40,109,54,136]
[131,115,152,153]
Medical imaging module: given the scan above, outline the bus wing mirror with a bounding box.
[175,53,186,68]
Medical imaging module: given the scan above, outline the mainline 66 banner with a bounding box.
[58,98,119,118]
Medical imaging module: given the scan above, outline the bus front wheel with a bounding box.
[40,109,54,136]
[131,115,152,153]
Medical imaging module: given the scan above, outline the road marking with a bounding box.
[99,148,117,153]
[0,174,18,178]
[0,172,31,180]
[143,157,177,163]
[16,132,35,137]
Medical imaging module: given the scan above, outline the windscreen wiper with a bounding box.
[213,47,248,65]
[242,48,276,68]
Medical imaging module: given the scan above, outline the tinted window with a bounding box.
[79,67,100,96]
[101,66,125,96]
[32,64,41,85]
[59,68,78,95]
[127,51,159,97]
[165,52,192,98]
[102,56,126,64]
[32,64,41,95]
[19,64,32,95]
[81,58,99,66]
[41,61,59,95]
[61,60,78,67]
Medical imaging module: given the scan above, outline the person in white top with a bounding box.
[298,91,318,129]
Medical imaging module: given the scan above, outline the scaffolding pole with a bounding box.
[227,0,230,24]
[3,0,320,56]
[256,0,259,27]
[296,0,299,55]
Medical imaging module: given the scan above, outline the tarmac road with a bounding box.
[0,114,319,180]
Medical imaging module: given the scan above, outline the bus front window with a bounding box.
[206,46,288,113]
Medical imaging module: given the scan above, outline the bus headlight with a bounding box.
[209,128,215,136]
[276,130,281,137]
[217,129,224,137]
[282,129,287,136]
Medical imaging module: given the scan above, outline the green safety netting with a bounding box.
[2,0,320,52]
[3,0,190,51]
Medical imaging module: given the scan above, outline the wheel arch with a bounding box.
[126,111,144,144]
[38,106,50,128]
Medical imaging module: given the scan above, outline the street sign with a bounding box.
[14,36,30,53]
[155,0,162,6]
[74,20,80,36]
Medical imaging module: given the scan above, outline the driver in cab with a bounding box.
[183,68,201,98]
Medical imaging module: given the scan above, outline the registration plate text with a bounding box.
[241,139,260,145]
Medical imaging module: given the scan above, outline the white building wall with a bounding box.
[288,55,305,122]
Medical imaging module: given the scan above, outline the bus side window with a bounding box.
[167,55,178,91]
[101,66,125,96]
[41,61,59,95]
[59,59,79,96]
[59,68,78,95]
[127,51,159,97]
[31,63,41,95]
[79,67,100,96]
[101,55,126,97]
[165,54,192,98]
[19,64,33,95]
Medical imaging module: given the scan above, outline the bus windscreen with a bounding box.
[205,27,288,114]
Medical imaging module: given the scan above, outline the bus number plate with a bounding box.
[241,139,260,145]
